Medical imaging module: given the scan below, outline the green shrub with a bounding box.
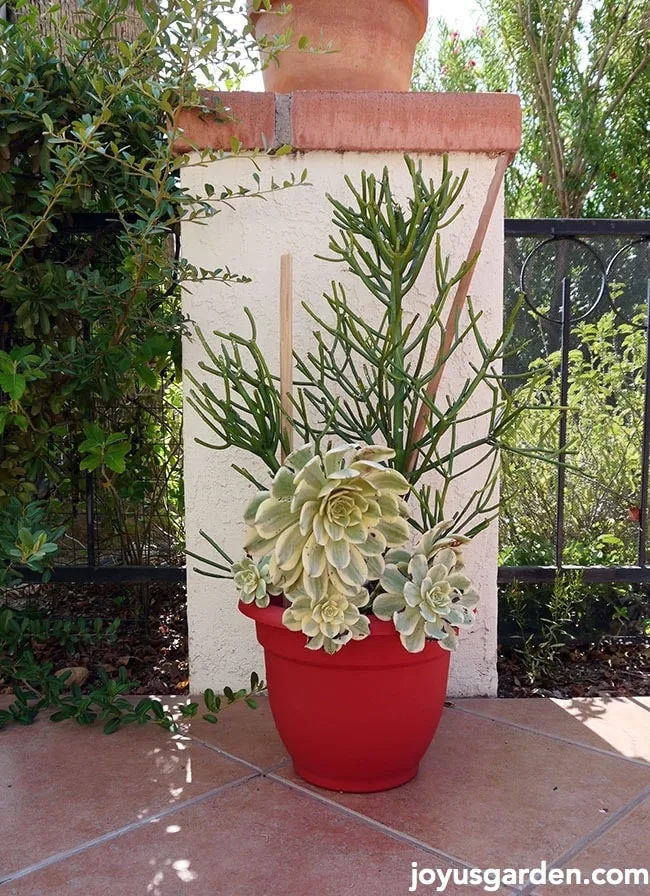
[501,308,649,640]
[502,309,646,564]
[0,0,295,567]
[0,498,63,586]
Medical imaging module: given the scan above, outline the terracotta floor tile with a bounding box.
[455,698,650,763]
[178,695,289,770]
[274,709,650,870]
[533,796,650,895]
[1,778,517,896]
[0,715,253,878]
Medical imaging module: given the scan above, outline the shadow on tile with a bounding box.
[0,715,253,877]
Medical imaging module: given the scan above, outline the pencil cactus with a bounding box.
[244,442,410,601]
[188,158,518,656]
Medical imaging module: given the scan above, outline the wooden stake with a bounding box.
[279,253,294,462]
[407,153,511,471]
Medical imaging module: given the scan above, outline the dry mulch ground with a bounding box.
[498,639,650,698]
[1,582,189,696]
[3,583,649,699]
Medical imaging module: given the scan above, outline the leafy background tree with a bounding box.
[413,0,650,218]
[0,0,293,577]
[0,0,298,715]
[414,1,650,642]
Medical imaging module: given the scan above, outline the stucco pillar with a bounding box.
[178,91,521,696]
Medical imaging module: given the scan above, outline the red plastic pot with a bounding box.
[249,0,429,93]
[239,600,450,793]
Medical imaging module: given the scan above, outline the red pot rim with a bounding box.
[239,599,402,638]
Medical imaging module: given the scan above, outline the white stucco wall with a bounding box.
[181,150,504,697]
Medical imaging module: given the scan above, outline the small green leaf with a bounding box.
[103,717,121,735]
[0,371,26,400]
[136,365,158,389]
[150,700,166,720]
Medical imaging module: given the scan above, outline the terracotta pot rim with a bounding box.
[249,0,429,34]
[406,0,429,31]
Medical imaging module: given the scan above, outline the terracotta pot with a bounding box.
[239,600,450,793]
[249,0,428,92]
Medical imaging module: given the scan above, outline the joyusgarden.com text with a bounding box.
[408,861,649,892]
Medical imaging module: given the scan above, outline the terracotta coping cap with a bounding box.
[174,91,522,157]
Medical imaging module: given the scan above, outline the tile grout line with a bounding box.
[516,787,650,896]
[262,758,292,774]
[449,705,650,767]
[0,773,259,886]
[265,772,476,870]
[179,734,272,773]
[177,730,291,776]
[268,770,649,896]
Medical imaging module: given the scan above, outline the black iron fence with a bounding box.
[498,218,650,588]
[5,218,650,593]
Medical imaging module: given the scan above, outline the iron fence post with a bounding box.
[555,276,571,569]
[637,279,650,567]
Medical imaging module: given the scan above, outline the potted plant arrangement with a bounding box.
[187,155,519,792]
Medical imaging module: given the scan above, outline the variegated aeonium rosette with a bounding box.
[374,523,479,652]
[231,443,480,654]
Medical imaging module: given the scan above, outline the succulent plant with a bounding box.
[282,585,371,654]
[373,530,479,652]
[244,443,410,602]
[384,520,471,569]
[231,555,281,608]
